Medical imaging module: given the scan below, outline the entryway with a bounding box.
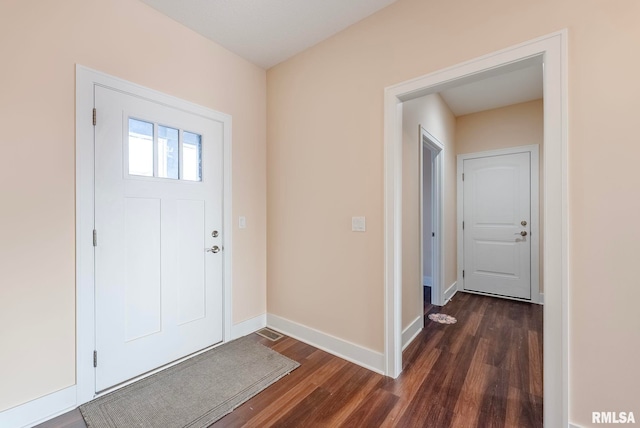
[94,86,224,391]
[76,66,234,403]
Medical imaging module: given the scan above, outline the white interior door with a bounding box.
[462,152,531,299]
[94,86,224,391]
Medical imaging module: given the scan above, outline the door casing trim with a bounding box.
[75,65,233,405]
[456,145,541,304]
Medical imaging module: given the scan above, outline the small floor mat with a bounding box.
[80,336,299,428]
[428,313,458,324]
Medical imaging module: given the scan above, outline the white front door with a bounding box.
[462,152,532,299]
[94,86,224,391]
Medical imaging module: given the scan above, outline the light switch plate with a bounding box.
[239,216,246,229]
[352,216,366,232]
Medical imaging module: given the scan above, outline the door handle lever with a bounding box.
[515,231,528,237]
[206,245,221,253]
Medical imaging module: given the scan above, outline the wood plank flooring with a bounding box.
[37,292,542,428]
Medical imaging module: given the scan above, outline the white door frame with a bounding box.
[75,65,233,405]
[456,145,540,303]
[383,31,568,427]
[419,127,445,307]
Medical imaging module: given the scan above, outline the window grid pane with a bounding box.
[182,131,202,182]
[158,125,179,179]
[128,118,154,177]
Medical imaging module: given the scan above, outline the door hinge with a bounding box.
[432,232,435,237]
[462,173,464,181]
[463,270,465,278]
[92,108,97,126]
[93,229,98,247]
[462,221,465,230]
[93,350,98,368]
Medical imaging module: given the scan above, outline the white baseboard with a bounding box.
[0,385,76,428]
[402,316,423,350]
[569,423,583,428]
[231,313,267,339]
[444,281,458,303]
[267,313,384,375]
[423,276,432,287]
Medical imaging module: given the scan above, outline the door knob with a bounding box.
[207,245,220,253]
[519,231,528,237]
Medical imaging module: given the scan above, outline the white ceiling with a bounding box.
[439,64,543,116]
[138,0,398,69]
[137,0,541,111]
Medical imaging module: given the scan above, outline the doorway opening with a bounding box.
[420,127,444,314]
[402,74,546,425]
[384,31,568,427]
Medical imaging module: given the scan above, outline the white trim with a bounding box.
[231,314,267,339]
[0,386,76,428]
[75,65,96,407]
[419,127,445,308]
[456,144,540,303]
[383,31,568,428]
[222,112,234,344]
[444,281,458,303]
[402,316,423,350]
[422,276,432,287]
[75,65,234,406]
[267,314,385,375]
[569,424,583,428]
[383,89,404,377]
[538,293,544,304]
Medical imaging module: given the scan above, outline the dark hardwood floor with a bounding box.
[38,292,543,428]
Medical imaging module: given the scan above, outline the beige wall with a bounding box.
[401,94,456,330]
[456,99,544,154]
[0,0,266,412]
[457,99,544,292]
[266,0,640,425]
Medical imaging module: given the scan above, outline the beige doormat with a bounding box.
[80,336,299,428]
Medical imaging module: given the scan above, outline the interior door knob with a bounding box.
[520,231,528,237]
[207,245,220,253]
